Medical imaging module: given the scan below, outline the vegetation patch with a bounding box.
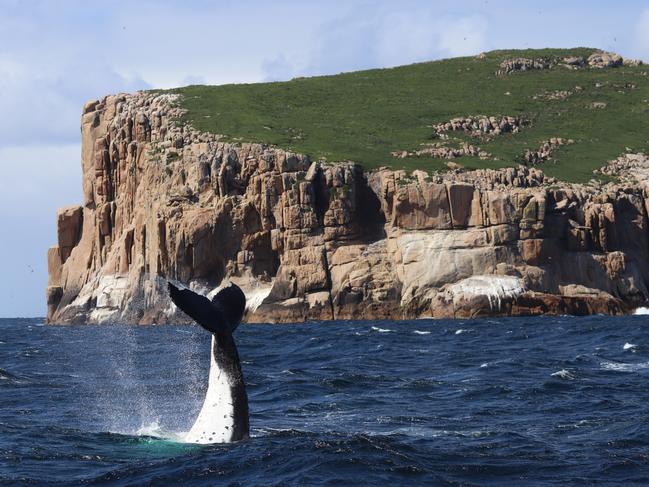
[166,48,649,183]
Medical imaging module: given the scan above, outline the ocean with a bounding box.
[1,315,649,485]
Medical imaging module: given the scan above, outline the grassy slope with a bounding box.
[171,48,649,182]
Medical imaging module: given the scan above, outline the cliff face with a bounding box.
[46,93,649,323]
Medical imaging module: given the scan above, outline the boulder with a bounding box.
[587,51,623,68]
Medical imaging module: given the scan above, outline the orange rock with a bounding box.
[45,92,649,323]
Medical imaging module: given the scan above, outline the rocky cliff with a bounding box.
[46,93,649,323]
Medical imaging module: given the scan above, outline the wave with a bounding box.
[0,368,14,379]
[551,369,576,380]
[371,326,393,333]
[252,427,318,439]
[0,368,23,383]
[413,330,431,335]
[600,360,649,372]
[623,342,637,350]
[135,420,164,437]
[132,420,188,442]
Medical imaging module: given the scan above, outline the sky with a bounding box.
[2,0,649,317]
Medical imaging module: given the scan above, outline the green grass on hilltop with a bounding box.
[169,48,649,182]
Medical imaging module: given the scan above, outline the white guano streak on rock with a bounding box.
[397,230,505,306]
[447,275,525,311]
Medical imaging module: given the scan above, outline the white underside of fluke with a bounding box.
[185,336,236,444]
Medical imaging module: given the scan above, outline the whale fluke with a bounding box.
[168,282,246,334]
[168,280,250,443]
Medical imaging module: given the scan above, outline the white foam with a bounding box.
[600,360,649,372]
[136,420,163,437]
[623,342,637,350]
[551,369,576,380]
[634,307,649,315]
[132,421,188,442]
[480,363,489,368]
[455,329,467,335]
[414,330,431,335]
[371,326,393,333]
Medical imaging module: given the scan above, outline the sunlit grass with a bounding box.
[167,48,649,183]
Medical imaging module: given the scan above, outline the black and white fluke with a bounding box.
[168,281,249,444]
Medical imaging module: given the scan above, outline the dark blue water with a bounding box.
[2,316,649,485]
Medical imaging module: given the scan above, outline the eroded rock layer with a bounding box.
[46,93,649,323]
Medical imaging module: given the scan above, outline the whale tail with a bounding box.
[168,282,246,334]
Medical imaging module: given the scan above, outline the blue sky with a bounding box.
[1,0,649,317]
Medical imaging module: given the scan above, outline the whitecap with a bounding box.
[480,363,489,368]
[600,360,649,372]
[623,342,637,350]
[414,330,431,335]
[556,419,597,430]
[371,326,392,333]
[551,369,576,380]
[455,329,468,335]
[634,307,649,315]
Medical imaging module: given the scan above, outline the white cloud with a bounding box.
[260,4,489,80]
[633,8,649,60]
[0,4,150,148]
[0,61,149,148]
[0,144,82,317]
[436,16,488,58]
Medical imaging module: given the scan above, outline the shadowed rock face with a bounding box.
[46,92,649,324]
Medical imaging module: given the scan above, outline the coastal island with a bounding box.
[46,48,649,323]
